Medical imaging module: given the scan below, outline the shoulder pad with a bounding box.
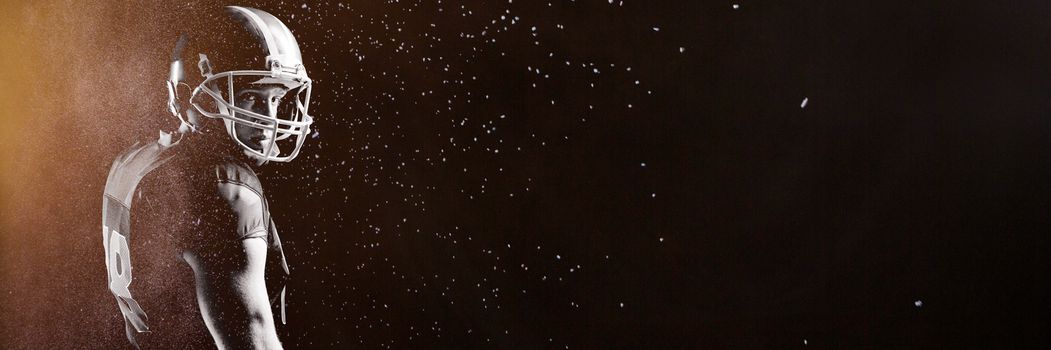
[214,159,264,196]
[105,140,177,207]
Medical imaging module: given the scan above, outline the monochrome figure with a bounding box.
[102,6,312,349]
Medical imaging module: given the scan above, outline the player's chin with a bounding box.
[245,135,272,149]
[245,140,280,162]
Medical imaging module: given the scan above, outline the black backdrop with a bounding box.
[177,1,1051,348]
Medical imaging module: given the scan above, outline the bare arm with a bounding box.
[184,238,282,349]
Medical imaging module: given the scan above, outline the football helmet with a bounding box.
[169,6,313,162]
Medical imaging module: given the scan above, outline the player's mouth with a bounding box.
[249,136,270,149]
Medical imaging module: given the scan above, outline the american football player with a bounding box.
[102,6,310,349]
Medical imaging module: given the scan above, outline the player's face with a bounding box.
[232,84,290,157]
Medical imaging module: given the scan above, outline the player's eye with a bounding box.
[238,92,258,103]
[252,116,273,126]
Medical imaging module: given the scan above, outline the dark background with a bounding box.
[2,0,1050,348]
[202,1,1051,348]
[253,1,1051,348]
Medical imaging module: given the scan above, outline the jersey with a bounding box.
[102,133,289,348]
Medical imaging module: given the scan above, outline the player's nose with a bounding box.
[250,103,275,118]
[266,97,280,118]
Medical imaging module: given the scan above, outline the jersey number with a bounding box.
[103,224,149,332]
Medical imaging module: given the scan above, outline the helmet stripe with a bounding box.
[226,6,280,59]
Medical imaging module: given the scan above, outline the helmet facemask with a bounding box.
[190,55,313,163]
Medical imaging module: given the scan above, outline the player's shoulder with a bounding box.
[213,158,264,197]
[208,157,267,216]
[137,145,263,201]
[133,145,265,210]
[161,155,270,243]
[208,158,270,242]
